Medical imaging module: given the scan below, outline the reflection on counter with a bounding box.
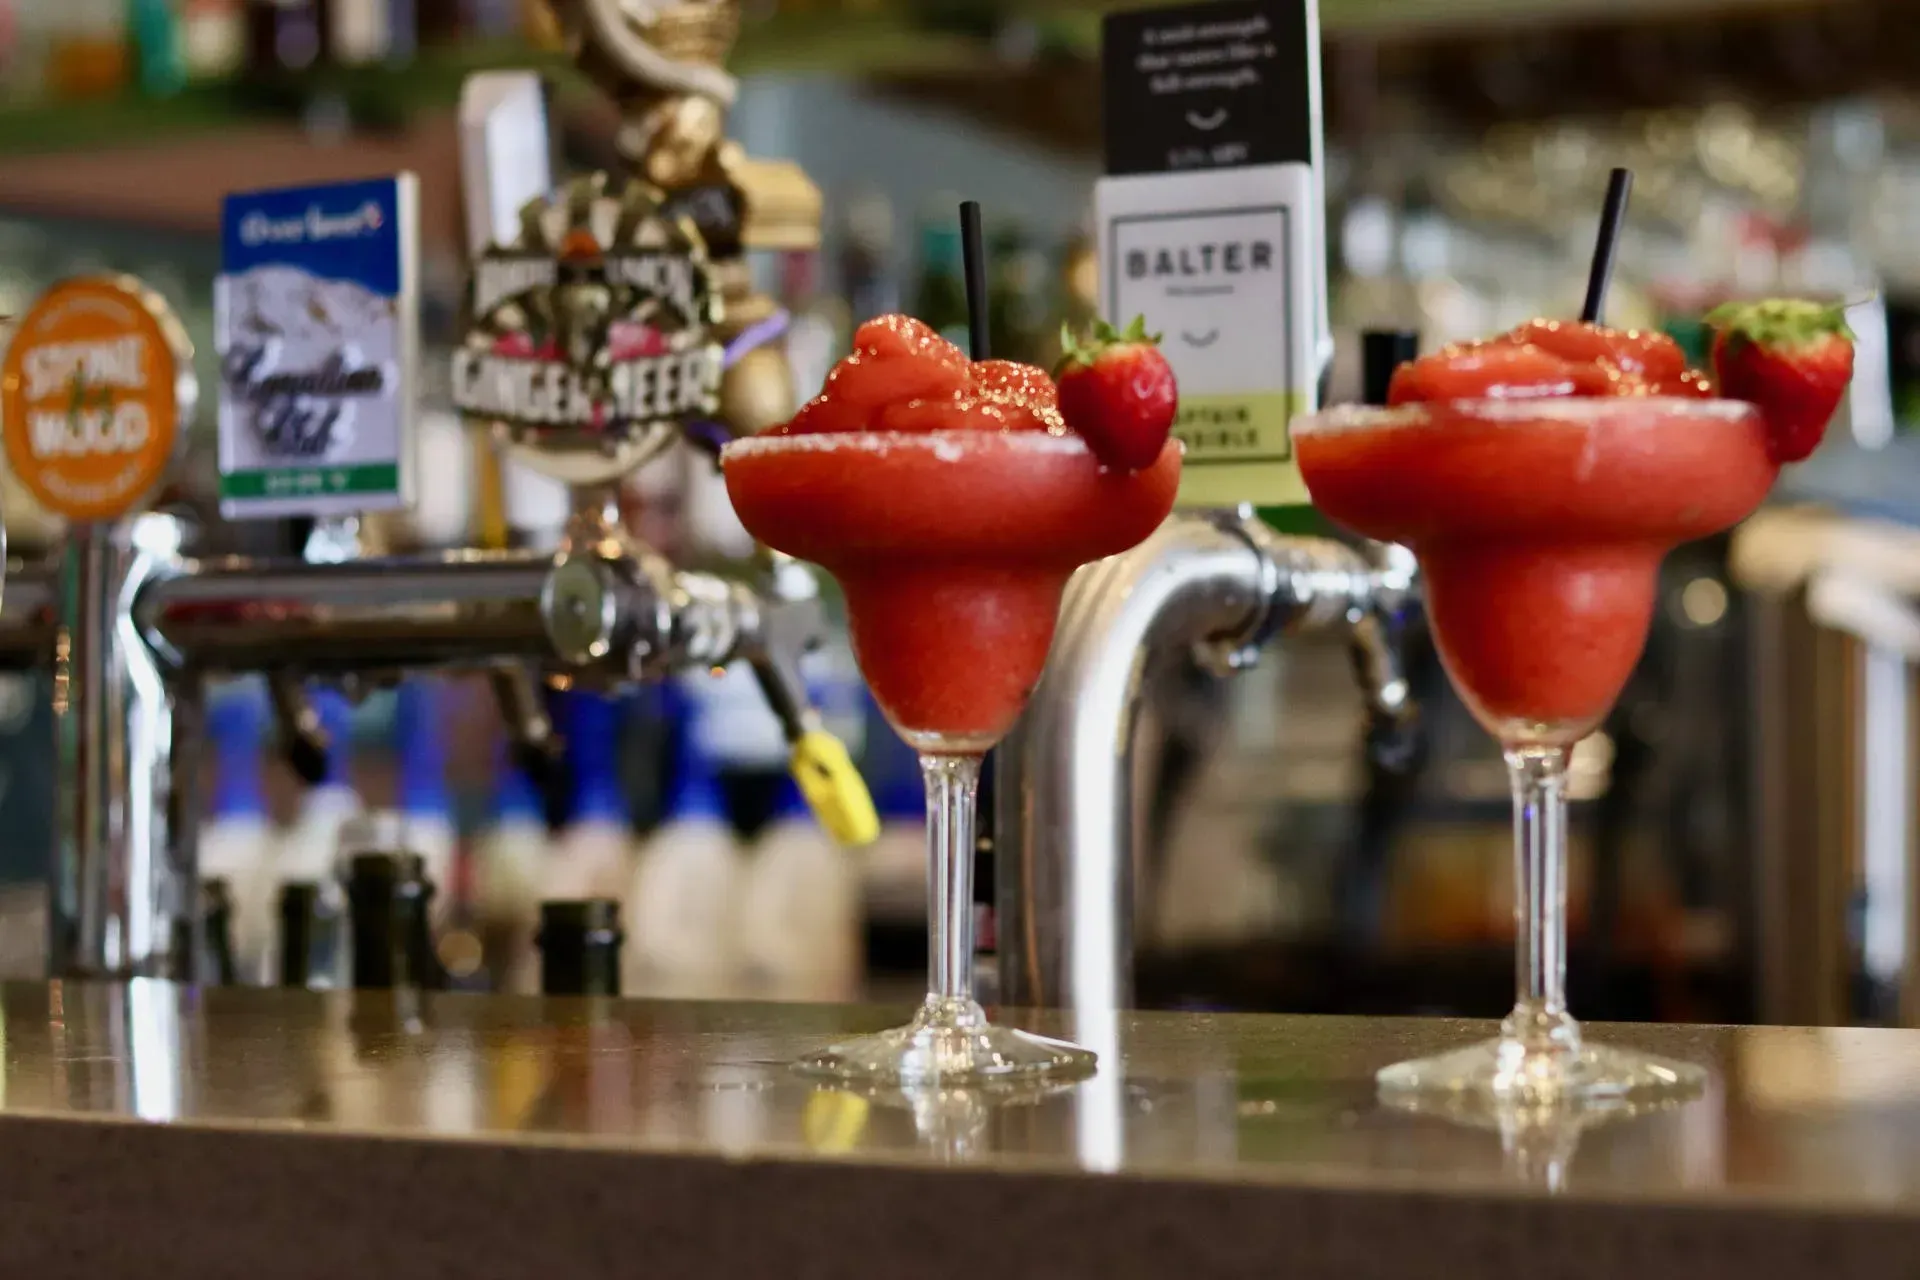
[13,980,1920,1208]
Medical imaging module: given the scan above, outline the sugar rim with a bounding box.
[1291,397,1761,436]
[720,429,1092,461]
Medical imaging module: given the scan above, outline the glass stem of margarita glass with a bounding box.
[923,753,981,1006]
[1504,745,1578,1054]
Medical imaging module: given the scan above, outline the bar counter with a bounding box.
[4,982,1919,1277]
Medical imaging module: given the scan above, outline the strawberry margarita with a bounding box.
[1295,395,1774,742]
[1294,310,1847,1112]
[722,314,1179,1085]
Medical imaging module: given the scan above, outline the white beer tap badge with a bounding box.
[452,174,723,467]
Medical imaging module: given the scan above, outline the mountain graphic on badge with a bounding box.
[453,172,726,487]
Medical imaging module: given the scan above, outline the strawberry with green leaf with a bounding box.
[1706,299,1856,464]
[1055,316,1178,472]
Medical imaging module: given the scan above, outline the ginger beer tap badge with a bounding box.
[216,174,420,519]
[1096,0,1326,510]
[2,275,196,523]
[451,174,724,484]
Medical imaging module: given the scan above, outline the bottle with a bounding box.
[181,0,246,81]
[199,680,278,983]
[344,846,432,990]
[548,691,633,903]
[477,744,549,993]
[127,0,185,97]
[914,214,972,353]
[737,780,860,1002]
[278,882,321,988]
[243,0,324,76]
[538,899,623,997]
[46,0,129,100]
[987,224,1045,365]
[392,679,458,918]
[625,727,744,997]
[199,879,238,986]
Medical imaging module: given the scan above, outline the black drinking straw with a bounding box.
[959,200,991,360]
[1580,168,1634,324]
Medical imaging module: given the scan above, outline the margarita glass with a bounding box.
[1294,392,1776,1109]
[722,321,1180,1086]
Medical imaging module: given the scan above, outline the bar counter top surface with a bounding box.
[6,981,1920,1277]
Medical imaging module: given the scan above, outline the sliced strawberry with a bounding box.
[1707,299,1855,463]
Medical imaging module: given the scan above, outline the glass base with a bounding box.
[794,995,1096,1088]
[1377,1031,1706,1115]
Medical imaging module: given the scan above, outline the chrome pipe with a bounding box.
[995,514,1268,1014]
[135,550,554,675]
[995,512,1419,1013]
[50,516,197,980]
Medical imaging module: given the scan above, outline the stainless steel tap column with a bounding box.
[995,510,1417,1012]
[52,516,196,979]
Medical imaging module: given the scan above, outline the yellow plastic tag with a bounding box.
[790,729,880,847]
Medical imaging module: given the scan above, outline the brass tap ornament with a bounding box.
[452,173,724,485]
[541,0,823,439]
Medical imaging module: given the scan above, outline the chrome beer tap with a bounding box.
[995,330,1425,1015]
[994,513,1420,1012]
[18,5,868,982]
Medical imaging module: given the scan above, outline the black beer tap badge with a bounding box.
[452,174,724,455]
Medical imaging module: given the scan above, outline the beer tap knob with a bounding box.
[486,667,572,830]
[539,542,701,682]
[268,673,332,787]
[540,541,878,846]
[735,556,878,848]
[1350,541,1423,775]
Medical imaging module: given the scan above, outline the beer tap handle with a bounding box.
[268,673,332,787]
[487,667,573,831]
[738,565,879,850]
[539,538,877,845]
[1352,542,1423,775]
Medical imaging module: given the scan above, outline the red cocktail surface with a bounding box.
[1295,395,1774,740]
[726,431,1178,748]
[722,316,1180,750]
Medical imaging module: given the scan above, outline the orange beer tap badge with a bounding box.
[2,276,193,522]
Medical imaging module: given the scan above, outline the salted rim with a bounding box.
[720,429,1092,462]
[1291,397,1761,436]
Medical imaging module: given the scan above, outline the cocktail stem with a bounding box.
[1504,745,1579,1051]
[923,753,981,1004]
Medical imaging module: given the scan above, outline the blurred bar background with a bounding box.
[0,0,1911,1029]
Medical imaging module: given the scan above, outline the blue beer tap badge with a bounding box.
[216,174,420,519]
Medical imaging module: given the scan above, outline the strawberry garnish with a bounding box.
[1054,317,1178,471]
[1706,299,1855,464]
